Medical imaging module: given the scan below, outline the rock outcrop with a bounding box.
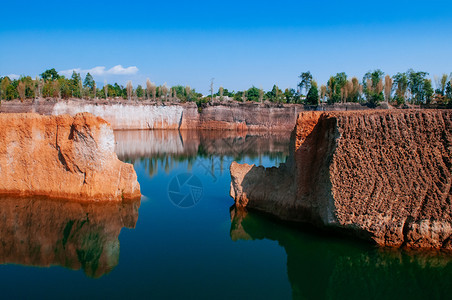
[0,113,140,201]
[0,196,140,278]
[230,110,452,250]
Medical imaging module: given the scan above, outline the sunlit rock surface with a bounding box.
[53,101,185,130]
[0,113,140,201]
[230,110,452,250]
[0,196,140,278]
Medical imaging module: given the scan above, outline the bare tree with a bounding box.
[340,86,345,103]
[185,86,191,101]
[210,78,214,102]
[366,79,373,94]
[376,79,384,94]
[320,85,327,102]
[93,81,97,100]
[259,87,264,103]
[34,77,43,99]
[160,83,168,101]
[219,86,224,101]
[17,81,26,102]
[52,80,60,99]
[384,75,393,103]
[104,80,108,100]
[242,90,247,102]
[79,80,83,99]
[151,82,157,101]
[146,79,152,100]
[351,77,360,102]
[434,74,449,95]
[126,81,133,101]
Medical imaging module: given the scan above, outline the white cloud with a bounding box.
[2,74,20,80]
[59,65,139,77]
[108,65,139,75]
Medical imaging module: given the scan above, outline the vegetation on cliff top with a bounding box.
[1,69,451,107]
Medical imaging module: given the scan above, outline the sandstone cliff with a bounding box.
[0,113,140,201]
[0,196,139,278]
[230,110,452,250]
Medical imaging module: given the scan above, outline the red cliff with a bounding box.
[0,113,140,201]
[230,110,452,250]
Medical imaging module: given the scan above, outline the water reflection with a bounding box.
[0,197,140,278]
[230,207,452,300]
[115,130,291,176]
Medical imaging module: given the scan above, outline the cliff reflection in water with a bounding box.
[0,197,140,278]
[230,207,452,300]
[114,130,290,175]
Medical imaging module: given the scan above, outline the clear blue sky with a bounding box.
[1,0,451,93]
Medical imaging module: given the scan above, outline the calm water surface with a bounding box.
[0,130,451,299]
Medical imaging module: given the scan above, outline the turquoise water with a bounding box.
[0,130,451,299]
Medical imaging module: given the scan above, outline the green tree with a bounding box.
[445,80,451,101]
[71,71,82,98]
[40,68,60,81]
[363,69,384,106]
[136,85,144,98]
[1,77,11,100]
[83,73,95,89]
[306,81,319,105]
[266,85,283,102]
[284,88,296,103]
[393,72,408,105]
[326,73,347,104]
[58,77,71,99]
[246,86,260,102]
[298,71,312,96]
[423,79,434,104]
[407,69,429,103]
[233,91,244,102]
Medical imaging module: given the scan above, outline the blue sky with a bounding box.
[1,0,451,93]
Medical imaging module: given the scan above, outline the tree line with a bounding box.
[1,68,451,107]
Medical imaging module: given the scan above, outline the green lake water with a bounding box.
[0,130,450,299]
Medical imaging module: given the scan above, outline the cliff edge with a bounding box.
[230,110,452,250]
[0,113,141,201]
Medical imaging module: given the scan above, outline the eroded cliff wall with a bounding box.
[0,113,141,201]
[230,110,452,250]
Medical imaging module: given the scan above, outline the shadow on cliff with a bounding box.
[230,206,452,300]
[0,196,140,278]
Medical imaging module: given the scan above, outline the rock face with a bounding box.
[230,110,452,250]
[1,99,372,131]
[0,196,140,278]
[53,101,185,130]
[0,113,140,201]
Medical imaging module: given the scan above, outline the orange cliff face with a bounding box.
[230,110,452,250]
[0,113,141,201]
